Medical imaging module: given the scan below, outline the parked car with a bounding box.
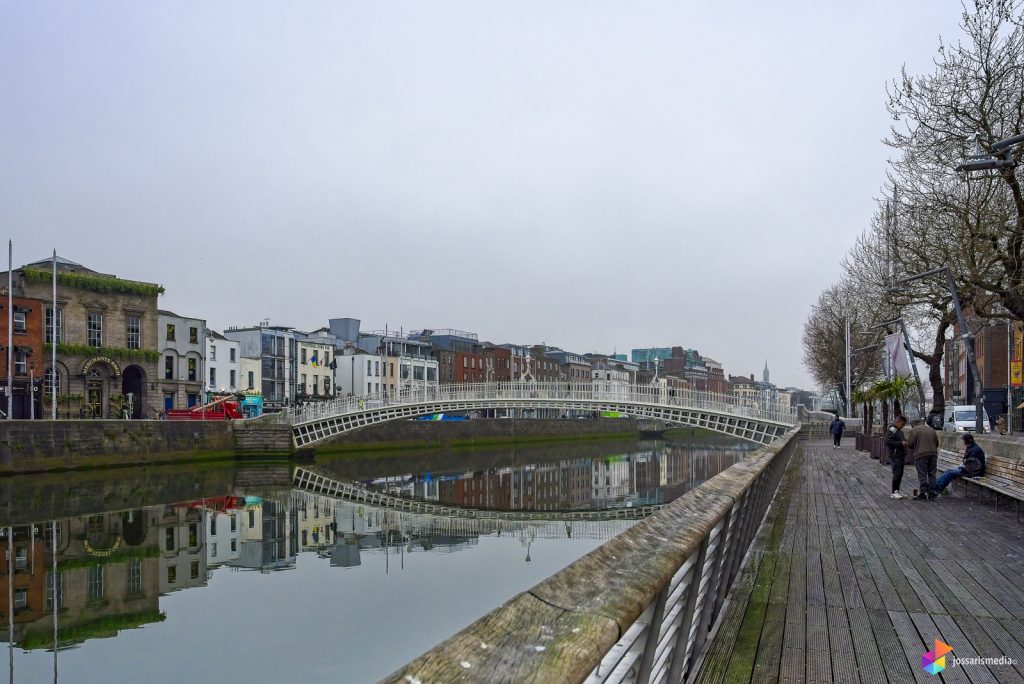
[942,404,991,433]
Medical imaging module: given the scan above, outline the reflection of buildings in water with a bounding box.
[296,493,336,552]
[158,505,208,593]
[1,511,163,651]
[393,441,748,513]
[227,500,297,573]
[207,509,241,568]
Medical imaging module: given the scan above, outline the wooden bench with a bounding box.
[937,450,1024,522]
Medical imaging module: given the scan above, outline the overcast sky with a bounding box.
[0,1,966,389]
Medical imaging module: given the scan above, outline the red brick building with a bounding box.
[0,293,46,418]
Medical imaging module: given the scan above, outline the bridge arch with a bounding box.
[284,382,796,448]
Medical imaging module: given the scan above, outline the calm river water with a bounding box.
[0,434,754,683]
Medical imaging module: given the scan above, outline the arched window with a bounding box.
[44,367,61,396]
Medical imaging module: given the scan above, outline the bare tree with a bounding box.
[886,0,1024,317]
[802,280,884,414]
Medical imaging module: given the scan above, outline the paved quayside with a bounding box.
[694,439,1024,684]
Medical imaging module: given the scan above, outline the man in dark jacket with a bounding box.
[936,433,986,495]
[885,416,908,499]
[829,416,846,449]
[907,418,940,500]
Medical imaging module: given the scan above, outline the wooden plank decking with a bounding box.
[694,439,1024,684]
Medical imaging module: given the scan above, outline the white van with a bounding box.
[942,404,991,433]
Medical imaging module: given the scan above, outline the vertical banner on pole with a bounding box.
[886,333,913,378]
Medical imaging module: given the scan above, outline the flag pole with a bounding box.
[7,240,13,420]
[51,249,57,419]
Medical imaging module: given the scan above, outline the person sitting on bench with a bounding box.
[937,433,986,496]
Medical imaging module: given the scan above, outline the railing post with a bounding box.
[666,538,709,683]
[635,578,671,684]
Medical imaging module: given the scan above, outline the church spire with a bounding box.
[763,360,769,384]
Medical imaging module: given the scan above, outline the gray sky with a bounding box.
[0,1,964,389]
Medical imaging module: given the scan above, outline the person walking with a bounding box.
[829,415,846,449]
[885,416,908,499]
[907,417,940,500]
[936,433,986,495]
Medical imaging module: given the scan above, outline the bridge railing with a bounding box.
[380,427,800,684]
[285,382,797,427]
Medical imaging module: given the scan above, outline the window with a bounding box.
[188,523,198,547]
[247,371,254,389]
[187,357,197,381]
[229,348,236,362]
[211,542,218,557]
[210,345,217,361]
[190,561,200,579]
[367,382,372,393]
[323,351,329,366]
[367,359,372,374]
[324,377,331,394]
[46,571,64,610]
[14,351,26,376]
[167,565,177,584]
[166,324,175,341]
[209,367,216,387]
[13,310,26,333]
[87,312,102,347]
[126,315,141,350]
[248,510,255,528]
[300,373,307,390]
[189,327,198,344]
[165,527,175,551]
[45,307,62,343]
[14,588,27,610]
[165,356,174,380]
[210,516,217,536]
[374,361,380,376]
[230,514,237,532]
[301,348,307,365]
[88,565,105,600]
[413,366,424,381]
[230,370,236,388]
[126,560,142,594]
[230,538,237,552]
[313,376,319,395]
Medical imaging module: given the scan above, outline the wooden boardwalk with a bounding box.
[694,439,1024,684]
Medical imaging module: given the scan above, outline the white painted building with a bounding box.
[157,310,206,411]
[158,507,208,593]
[205,330,241,400]
[295,337,335,401]
[206,509,241,568]
[336,346,386,397]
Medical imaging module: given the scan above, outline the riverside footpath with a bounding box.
[694,439,1024,684]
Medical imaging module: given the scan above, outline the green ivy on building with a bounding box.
[21,267,165,297]
[45,343,161,363]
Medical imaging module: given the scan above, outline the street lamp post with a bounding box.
[894,266,984,433]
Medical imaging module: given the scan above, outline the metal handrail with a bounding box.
[284,382,798,447]
[380,427,799,684]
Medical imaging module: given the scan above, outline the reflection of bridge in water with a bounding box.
[292,489,638,543]
[293,466,663,523]
[283,382,797,447]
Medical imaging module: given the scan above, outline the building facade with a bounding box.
[223,325,297,408]
[0,294,46,418]
[8,257,161,419]
[157,310,206,411]
[205,330,241,399]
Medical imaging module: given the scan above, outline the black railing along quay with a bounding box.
[381,428,800,683]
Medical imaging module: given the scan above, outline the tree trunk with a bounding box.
[881,400,890,434]
[911,314,952,425]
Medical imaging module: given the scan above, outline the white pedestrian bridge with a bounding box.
[281,382,798,448]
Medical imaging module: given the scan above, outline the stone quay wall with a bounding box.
[0,420,235,475]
